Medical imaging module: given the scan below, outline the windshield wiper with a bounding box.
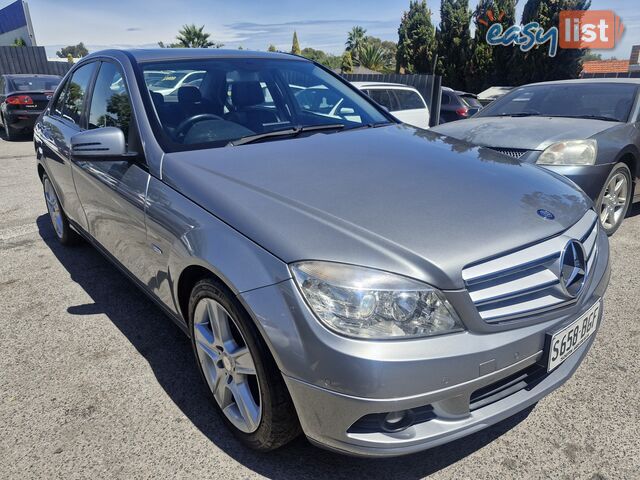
[494,112,541,117]
[228,124,345,147]
[552,114,620,122]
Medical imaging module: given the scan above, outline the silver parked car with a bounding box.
[433,79,640,235]
[35,49,610,457]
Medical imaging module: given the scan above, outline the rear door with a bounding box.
[391,88,430,129]
[71,60,151,280]
[37,63,98,231]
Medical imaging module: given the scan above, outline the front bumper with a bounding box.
[537,163,615,202]
[239,230,610,457]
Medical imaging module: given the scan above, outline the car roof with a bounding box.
[523,78,640,87]
[86,48,305,63]
[4,74,61,78]
[351,81,418,90]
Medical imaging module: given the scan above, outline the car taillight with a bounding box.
[456,107,469,117]
[6,95,34,105]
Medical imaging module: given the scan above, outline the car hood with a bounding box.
[432,116,617,150]
[162,125,591,289]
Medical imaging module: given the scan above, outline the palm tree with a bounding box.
[345,26,367,61]
[175,24,221,48]
[357,43,389,72]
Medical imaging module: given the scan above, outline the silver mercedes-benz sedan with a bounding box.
[34,49,610,457]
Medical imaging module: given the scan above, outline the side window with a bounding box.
[369,89,396,111]
[88,62,132,140]
[441,93,451,105]
[61,63,97,125]
[393,90,426,111]
[51,80,69,117]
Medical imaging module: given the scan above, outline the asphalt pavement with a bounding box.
[1,132,638,479]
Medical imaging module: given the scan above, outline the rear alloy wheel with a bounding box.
[42,174,80,245]
[188,278,300,451]
[597,163,632,236]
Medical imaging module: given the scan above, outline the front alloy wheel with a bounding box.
[193,297,262,433]
[42,174,79,245]
[598,163,631,236]
[188,278,300,451]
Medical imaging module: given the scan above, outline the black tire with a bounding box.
[596,162,632,236]
[42,173,81,246]
[3,117,17,141]
[188,278,300,451]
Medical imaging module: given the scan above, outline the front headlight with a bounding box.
[290,261,464,339]
[536,139,597,166]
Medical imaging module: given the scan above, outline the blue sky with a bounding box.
[19,0,640,60]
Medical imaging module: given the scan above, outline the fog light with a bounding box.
[381,409,415,432]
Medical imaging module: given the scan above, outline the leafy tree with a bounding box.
[358,43,391,72]
[512,0,591,85]
[175,24,221,48]
[291,31,301,55]
[267,44,278,52]
[396,0,437,73]
[436,0,473,90]
[12,37,26,46]
[583,51,602,62]
[363,36,397,71]
[300,47,341,69]
[56,42,89,58]
[341,51,354,73]
[467,0,518,90]
[66,54,74,64]
[346,26,367,62]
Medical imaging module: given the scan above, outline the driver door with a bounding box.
[71,60,151,280]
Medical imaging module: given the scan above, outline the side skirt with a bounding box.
[67,219,190,336]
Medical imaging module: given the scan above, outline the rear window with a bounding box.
[394,89,425,111]
[8,76,60,92]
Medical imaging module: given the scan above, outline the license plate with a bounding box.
[546,301,600,372]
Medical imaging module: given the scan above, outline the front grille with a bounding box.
[487,147,530,159]
[462,210,598,323]
[470,364,548,411]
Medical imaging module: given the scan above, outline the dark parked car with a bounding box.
[35,49,609,457]
[438,87,482,123]
[0,74,61,140]
[433,79,640,235]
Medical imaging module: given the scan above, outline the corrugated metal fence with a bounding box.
[0,46,71,76]
[341,73,441,127]
[581,71,640,79]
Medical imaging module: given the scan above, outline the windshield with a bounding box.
[477,83,637,122]
[139,58,389,150]
[8,76,60,92]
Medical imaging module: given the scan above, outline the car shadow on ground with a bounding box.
[37,214,534,479]
[0,129,33,143]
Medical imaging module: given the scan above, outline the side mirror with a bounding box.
[71,127,130,159]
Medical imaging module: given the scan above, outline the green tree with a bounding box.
[511,0,591,85]
[300,47,341,69]
[174,24,221,48]
[467,0,497,92]
[363,36,397,71]
[436,0,473,90]
[56,42,89,58]
[358,43,391,72]
[291,31,301,55]
[341,51,354,73]
[267,44,278,52]
[491,0,517,86]
[583,50,602,62]
[12,37,26,46]
[396,0,437,73]
[346,26,367,62]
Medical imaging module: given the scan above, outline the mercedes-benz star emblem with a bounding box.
[559,240,586,298]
